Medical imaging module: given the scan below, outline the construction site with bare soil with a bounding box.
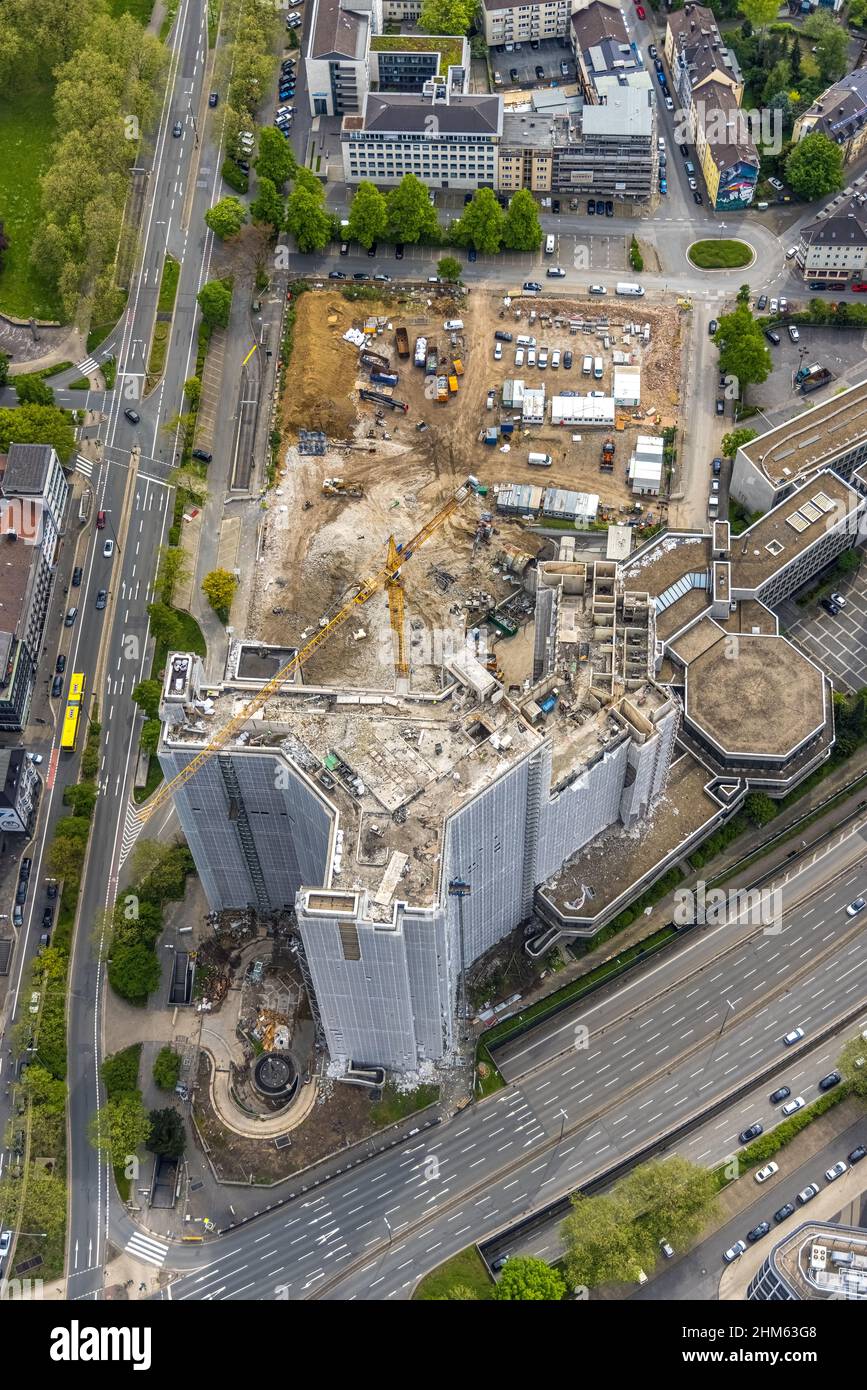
[251,284,684,691]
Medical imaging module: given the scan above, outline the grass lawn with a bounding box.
[158,254,180,313]
[109,0,155,21]
[369,33,464,74]
[0,86,63,321]
[369,1082,439,1126]
[688,239,753,270]
[413,1246,493,1300]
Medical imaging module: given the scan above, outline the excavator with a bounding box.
[139,477,479,821]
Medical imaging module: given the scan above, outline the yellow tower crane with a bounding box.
[139,477,477,823]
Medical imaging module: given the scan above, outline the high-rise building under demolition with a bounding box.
[159,559,678,1071]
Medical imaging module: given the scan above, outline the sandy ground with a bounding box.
[250,286,684,689]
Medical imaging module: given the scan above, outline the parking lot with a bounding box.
[780,571,867,693]
[757,324,867,413]
[491,37,575,90]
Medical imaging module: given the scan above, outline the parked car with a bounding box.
[546,266,566,278]
[664,94,673,109]
[192,448,212,463]
[739,1122,763,1144]
[55,654,66,675]
[394,243,404,259]
[755,1161,779,1184]
[678,142,688,157]
[0,1231,11,1263]
[797,1182,820,1205]
[367,242,378,257]
[595,199,605,215]
[769,1086,790,1105]
[715,398,725,415]
[353,272,367,280]
[722,1239,746,1264]
[523,281,542,292]
[659,1239,675,1259]
[510,67,518,81]
[209,91,218,107]
[72,565,83,586]
[829,591,846,608]
[768,176,784,191]
[64,607,78,627]
[711,457,722,476]
[535,64,544,80]
[637,3,646,15]
[847,1144,867,1164]
[821,598,841,617]
[12,906,22,929]
[773,1202,795,1223]
[825,1160,847,1183]
[783,1027,805,1046]
[757,294,768,311]
[747,1221,770,1243]
[819,1071,841,1091]
[46,880,58,899]
[788,325,800,343]
[26,753,43,765]
[124,408,140,424]
[605,200,613,216]
[373,273,391,282]
[563,350,572,369]
[29,991,40,1015]
[51,675,63,697]
[649,43,658,58]
[95,589,107,611]
[42,907,53,930]
[328,270,347,279]
[765,330,781,345]
[467,247,477,262]
[693,191,703,204]
[587,198,595,214]
[339,241,349,256]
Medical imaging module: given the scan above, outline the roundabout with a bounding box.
[686,238,756,271]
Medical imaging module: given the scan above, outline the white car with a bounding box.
[788,325,800,343]
[781,1095,805,1117]
[515,347,524,367]
[664,95,674,111]
[846,897,865,917]
[688,177,697,190]
[830,591,846,608]
[769,177,784,191]
[769,297,779,313]
[494,343,502,360]
[0,1231,10,1262]
[589,285,607,295]
[29,991,40,1015]
[783,1027,805,1046]
[755,1161,779,1184]
[825,1160,847,1183]
[103,538,114,558]
[26,752,44,765]
[722,1239,746,1264]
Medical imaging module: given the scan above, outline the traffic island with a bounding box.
[687,239,755,271]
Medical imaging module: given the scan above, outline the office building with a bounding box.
[0,747,41,834]
[341,88,501,190]
[482,0,574,47]
[748,1222,867,1300]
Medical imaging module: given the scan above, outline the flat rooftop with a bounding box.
[729,471,860,591]
[685,631,827,759]
[773,1222,867,1300]
[621,534,711,598]
[539,754,721,922]
[739,377,867,488]
[0,536,40,640]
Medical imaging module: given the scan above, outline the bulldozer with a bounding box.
[322,477,364,499]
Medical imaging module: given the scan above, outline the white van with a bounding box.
[582,354,593,375]
[528,452,552,467]
[443,319,464,331]
[516,334,536,348]
[593,356,603,379]
[515,346,525,367]
[545,234,555,255]
[527,346,536,366]
[538,346,549,368]
[615,282,645,297]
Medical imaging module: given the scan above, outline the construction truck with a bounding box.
[370,371,399,387]
[322,477,364,499]
[436,375,449,403]
[395,326,409,358]
[451,359,464,377]
[448,374,458,395]
[426,347,439,376]
[600,437,615,471]
[797,363,833,394]
[360,349,390,372]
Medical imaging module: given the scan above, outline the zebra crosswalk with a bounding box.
[125,1231,169,1268]
[75,454,94,478]
[76,355,100,376]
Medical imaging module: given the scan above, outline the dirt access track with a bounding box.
[253,285,683,689]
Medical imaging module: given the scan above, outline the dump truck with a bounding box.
[414,335,427,368]
[451,359,464,377]
[448,374,458,395]
[426,347,439,376]
[370,371,399,387]
[360,349,390,372]
[436,375,449,402]
[395,326,409,358]
[600,438,615,471]
[359,389,409,412]
[800,367,833,394]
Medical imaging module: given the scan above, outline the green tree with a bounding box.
[250,176,284,235]
[0,404,76,461]
[386,173,440,243]
[789,33,801,80]
[492,1256,566,1301]
[804,11,847,83]
[102,1045,142,1098]
[89,1091,151,1168]
[0,351,8,387]
[284,184,332,253]
[202,567,238,619]
[440,1284,478,1300]
[347,180,388,249]
[14,373,54,406]
[197,278,233,329]
[131,841,193,903]
[562,1192,654,1288]
[721,426,758,457]
[20,1062,67,1113]
[737,0,779,47]
[451,187,505,255]
[838,1031,867,1097]
[147,600,184,651]
[156,545,190,603]
[47,816,91,881]
[785,131,844,201]
[204,196,247,241]
[836,548,861,574]
[714,304,772,391]
[132,678,162,720]
[419,0,476,33]
[108,940,161,1003]
[62,780,98,818]
[255,125,297,188]
[140,718,161,757]
[618,1157,718,1251]
[183,375,201,408]
[438,255,463,282]
[502,188,542,253]
[153,1046,182,1092]
[148,1107,186,1157]
[744,791,778,827]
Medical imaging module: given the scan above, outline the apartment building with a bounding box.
[341,88,502,189]
[665,3,757,208]
[571,0,642,102]
[552,83,656,201]
[498,112,555,194]
[795,195,867,285]
[793,67,867,166]
[0,443,68,564]
[305,0,372,117]
[0,747,41,834]
[482,0,574,47]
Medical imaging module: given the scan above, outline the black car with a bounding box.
[819,1070,841,1091]
[747,1221,770,1243]
[95,589,107,611]
[715,398,725,415]
[595,199,605,215]
[20,858,31,881]
[711,457,722,476]
[509,67,518,82]
[39,930,50,949]
[46,881,58,900]
[773,1202,795,1224]
[463,192,474,205]
[172,120,182,137]
[367,242,377,257]
[605,200,613,217]
[124,408,140,424]
[467,247,477,262]
[769,1086,790,1105]
[353,272,368,280]
[765,329,781,345]
[339,241,349,255]
[42,907,53,930]
[523,281,541,292]
[739,1122,763,1144]
[55,654,66,674]
[192,448,212,463]
[757,294,768,311]
[587,198,595,214]
[708,318,718,335]
[72,565,83,587]
[693,191,703,205]
[395,243,404,259]
[15,881,27,905]
[530,39,539,50]
[51,675,63,697]
[808,281,831,291]
[535,64,545,80]
[563,349,572,369]
[237,159,250,173]
[821,597,840,617]
[279,89,295,99]
[552,199,560,214]
[679,142,689,157]
[494,330,513,342]
[848,1144,867,1164]
[209,91,218,107]
[328,270,347,279]
[649,43,658,58]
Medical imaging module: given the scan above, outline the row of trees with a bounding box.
[105,839,195,1003]
[29,10,168,325]
[96,1044,186,1176]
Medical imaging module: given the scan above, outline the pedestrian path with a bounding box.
[124,1231,169,1268]
[74,454,94,478]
